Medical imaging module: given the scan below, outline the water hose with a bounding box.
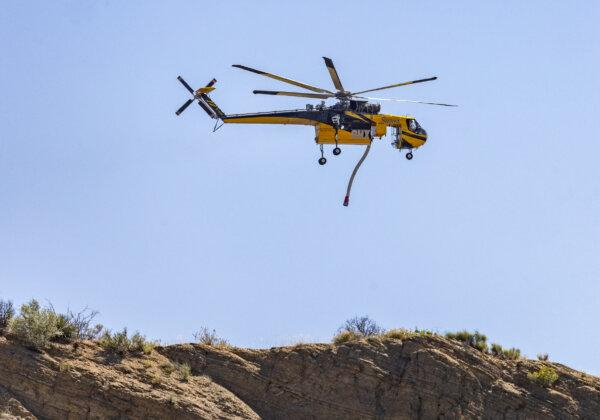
[343,141,372,206]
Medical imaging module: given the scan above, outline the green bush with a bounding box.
[490,343,521,360]
[0,299,15,336]
[99,328,130,355]
[445,330,488,353]
[490,343,503,356]
[193,327,229,348]
[537,353,549,361]
[10,300,62,350]
[99,328,154,356]
[528,365,559,387]
[55,314,78,343]
[414,328,435,337]
[502,347,521,360]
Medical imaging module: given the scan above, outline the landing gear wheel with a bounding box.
[405,152,413,160]
[333,147,341,156]
[318,157,327,165]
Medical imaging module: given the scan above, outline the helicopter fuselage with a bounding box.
[222,101,427,150]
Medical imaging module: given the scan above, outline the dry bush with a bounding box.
[332,330,362,345]
[383,328,415,340]
[177,362,191,381]
[59,307,103,342]
[193,327,229,348]
[0,300,14,336]
[339,316,384,337]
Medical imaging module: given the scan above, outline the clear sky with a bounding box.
[1,1,599,374]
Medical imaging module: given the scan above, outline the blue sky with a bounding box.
[1,1,599,374]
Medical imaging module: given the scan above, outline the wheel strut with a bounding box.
[318,144,327,165]
[332,130,342,156]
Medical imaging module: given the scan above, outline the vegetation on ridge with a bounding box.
[0,299,564,389]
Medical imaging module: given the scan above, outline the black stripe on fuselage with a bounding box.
[225,109,372,131]
[403,131,427,140]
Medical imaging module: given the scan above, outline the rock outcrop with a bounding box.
[1,335,599,419]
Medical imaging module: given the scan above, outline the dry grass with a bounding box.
[332,330,362,345]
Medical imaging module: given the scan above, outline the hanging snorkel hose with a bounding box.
[343,139,372,207]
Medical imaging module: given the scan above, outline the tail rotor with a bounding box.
[175,76,219,117]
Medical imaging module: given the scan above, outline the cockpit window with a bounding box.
[408,119,426,135]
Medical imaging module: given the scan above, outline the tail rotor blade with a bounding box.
[177,76,195,94]
[205,78,216,88]
[175,99,194,116]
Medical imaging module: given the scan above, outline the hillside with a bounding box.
[1,334,599,419]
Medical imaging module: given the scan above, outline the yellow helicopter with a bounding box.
[176,57,456,206]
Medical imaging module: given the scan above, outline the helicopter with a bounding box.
[176,57,456,206]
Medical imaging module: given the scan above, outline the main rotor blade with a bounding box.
[351,77,438,96]
[232,64,333,94]
[323,57,344,92]
[355,96,458,107]
[175,99,194,115]
[177,76,195,94]
[253,90,333,99]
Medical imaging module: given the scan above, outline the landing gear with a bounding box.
[318,144,327,165]
[333,130,341,156]
[405,152,413,160]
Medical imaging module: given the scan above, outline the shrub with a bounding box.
[193,327,229,347]
[414,328,435,337]
[383,328,414,340]
[99,328,131,355]
[149,371,161,386]
[528,365,559,387]
[339,316,384,337]
[10,300,62,350]
[177,362,191,381]
[99,328,154,356]
[490,343,503,356]
[332,330,362,345]
[61,307,102,342]
[160,362,176,375]
[0,300,15,335]
[537,353,549,361]
[490,343,521,360]
[502,347,521,360]
[130,332,147,353]
[445,330,488,353]
[54,314,79,343]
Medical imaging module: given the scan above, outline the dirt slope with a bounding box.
[1,335,599,419]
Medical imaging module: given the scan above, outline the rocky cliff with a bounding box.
[1,334,599,419]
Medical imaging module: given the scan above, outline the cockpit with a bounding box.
[407,118,427,135]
